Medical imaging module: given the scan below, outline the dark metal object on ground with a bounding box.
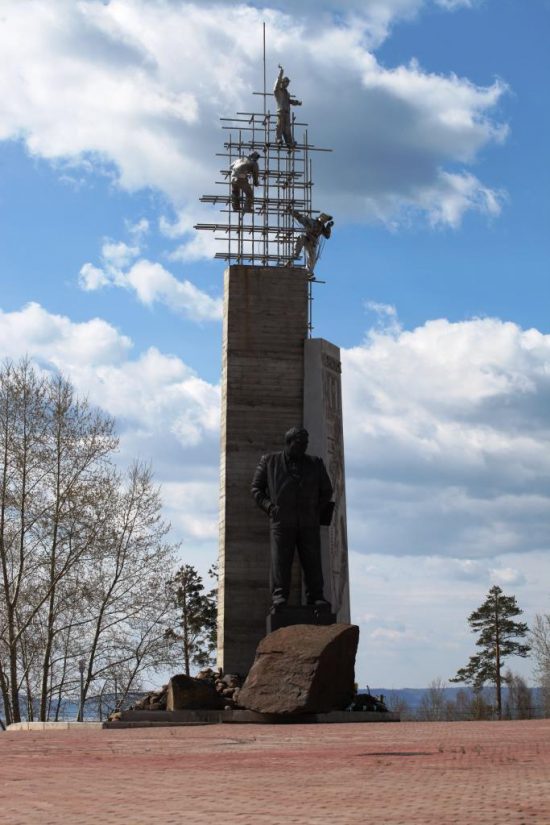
[349,692,389,713]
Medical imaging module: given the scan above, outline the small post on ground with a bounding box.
[78,658,85,722]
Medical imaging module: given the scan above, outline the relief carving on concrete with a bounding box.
[321,355,349,615]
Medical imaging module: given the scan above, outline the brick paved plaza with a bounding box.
[2,719,549,824]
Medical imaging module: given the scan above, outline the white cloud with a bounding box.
[162,481,219,541]
[0,302,132,367]
[126,217,150,238]
[0,300,220,487]
[342,313,550,560]
[423,171,504,228]
[0,0,508,236]
[365,301,402,335]
[350,548,546,686]
[490,566,527,587]
[79,236,223,321]
[79,262,111,291]
[124,259,222,320]
[435,0,474,9]
[101,240,140,268]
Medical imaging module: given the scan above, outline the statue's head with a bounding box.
[318,213,333,224]
[249,151,261,161]
[284,426,309,458]
[282,77,290,88]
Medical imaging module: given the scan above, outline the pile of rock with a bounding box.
[129,686,168,712]
[196,668,243,708]
[109,623,359,720]
[116,669,244,717]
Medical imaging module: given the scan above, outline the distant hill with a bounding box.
[364,686,545,717]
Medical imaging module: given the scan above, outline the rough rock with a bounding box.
[130,685,168,712]
[238,623,359,715]
[166,674,225,711]
[196,668,220,683]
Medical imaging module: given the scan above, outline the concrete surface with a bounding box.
[303,337,350,622]
[1,719,549,824]
[218,264,309,676]
[6,721,103,731]
[101,708,398,727]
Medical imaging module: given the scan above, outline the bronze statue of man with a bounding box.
[251,427,333,612]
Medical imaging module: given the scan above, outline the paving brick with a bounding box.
[2,720,549,824]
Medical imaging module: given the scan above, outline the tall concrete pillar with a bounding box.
[217,265,309,676]
[304,339,351,623]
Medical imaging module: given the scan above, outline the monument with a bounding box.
[195,64,350,676]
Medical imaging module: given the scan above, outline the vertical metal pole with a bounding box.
[238,128,243,262]
[276,139,281,266]
[228,134,232,264]
[263,22,268,265]
[308,279,313,338]
[263,22,266,116]
[251,115,255,262]
[78,659,85,722]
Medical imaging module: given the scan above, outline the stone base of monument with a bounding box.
[103,708,399,728]
[225,709,399,723]
[102,624,402,728]
[266,603,336,634]
[238,623,358,715]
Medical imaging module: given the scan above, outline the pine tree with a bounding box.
[166,565,217,675]
[450,585,530,719]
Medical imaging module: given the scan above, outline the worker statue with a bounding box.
[230,151,261,213]
[291,209,334,273]
[273,65,302,148]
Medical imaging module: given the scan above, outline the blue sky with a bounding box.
[1,0,549,688]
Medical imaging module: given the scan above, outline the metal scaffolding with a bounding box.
[194,99,331,270]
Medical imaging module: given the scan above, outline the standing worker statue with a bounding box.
[274,65,302,148]
[251,427,334,613]
[291,209,334,273]
[230,151,261,213]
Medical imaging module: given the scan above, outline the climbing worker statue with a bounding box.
[230,151,261,213]
[291,209,334,273]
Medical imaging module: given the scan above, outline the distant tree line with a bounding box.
[388,673,539,722]
[0,359,217,726]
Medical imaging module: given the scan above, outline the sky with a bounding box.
[1,0,549,689]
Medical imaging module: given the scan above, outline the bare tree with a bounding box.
[0,359,178,723]
[503,669,533,719]
[530,613,550,717]
[385,692,412,720]
[451,688,475,721]
[75,463,177,715]
[417,677,449,721]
